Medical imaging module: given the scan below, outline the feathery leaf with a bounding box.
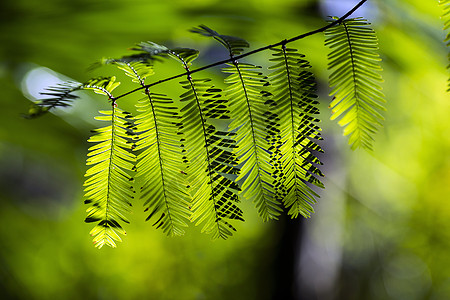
[440,0,450,91]
[135,92,191,236]
[84,108,137,249]
[190,25,249,56]
[107,56,192,236]
[109,61,155,85]
[223,62,285,221]
[25,81,83,118]
[90,42,170,71]
[26,76,121,118]
[83,76,121,99]
[325,17,385,150]
[269,46,324,218]
[191,25,286,221]
[169,48,243,239]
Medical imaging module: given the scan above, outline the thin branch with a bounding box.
[114,0,368,101]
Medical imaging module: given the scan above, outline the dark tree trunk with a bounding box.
[270,215,304,300]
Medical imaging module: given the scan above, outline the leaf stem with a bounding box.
[114,0,368,101]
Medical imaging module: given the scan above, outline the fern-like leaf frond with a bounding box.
[82,76,121,99]
[325,17,385,150]
[442,0,450,44]
[106,56,191,236]
[169,48,200,68]
[25,81,82,118]
[135,93,191,236]
[84,108,137,248]
[110,61,155,85]
[440,0,450,91]
[169,48,243,239]
[91,41,170,72]
[180,78,243,238]
[27,76,121,118]
[223,62,284,221]
[190,25,249,56]
[131,41,170,57]
[191,26,285,221]
[269,46,324,218]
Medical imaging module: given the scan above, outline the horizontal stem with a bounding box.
[114,0,368,101]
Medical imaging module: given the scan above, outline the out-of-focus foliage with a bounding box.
[0,0,449,300]
[440,0,449,90]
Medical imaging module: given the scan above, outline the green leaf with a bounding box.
[169,49,243,239]
[168,48,200,68]
[24,81,82,118]
[325,17,386,150]
[82,76,121,98]
[110,61,155,85]
[223,62,284,221]
[269,46,324,218]
[105,54,192,236]
[192,25,285,221]
[440,0,450,91]
[26,76,122,119]
[190,25,249,56]
[90,42,170,72]
[131,41,170,57]
[180,78,243,239]
[84,108,137,249]
[135,92,191,236]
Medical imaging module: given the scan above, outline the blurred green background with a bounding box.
[0,0,449,299]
